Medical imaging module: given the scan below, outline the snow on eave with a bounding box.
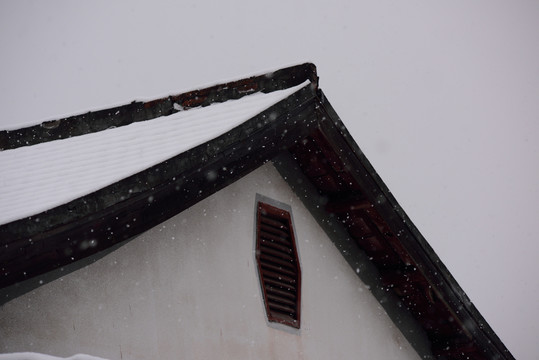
[0,353,109,360]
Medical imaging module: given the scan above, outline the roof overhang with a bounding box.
[0,64,513,360]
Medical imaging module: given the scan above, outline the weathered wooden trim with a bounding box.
[0,63,317,150]
[314,89,514,360]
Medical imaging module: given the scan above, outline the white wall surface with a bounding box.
[0,163,420,360]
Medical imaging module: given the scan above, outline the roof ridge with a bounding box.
[0,63,317,151]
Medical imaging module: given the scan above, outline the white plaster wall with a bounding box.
[0,163,420,360]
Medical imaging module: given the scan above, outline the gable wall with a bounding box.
[0,163,420,360]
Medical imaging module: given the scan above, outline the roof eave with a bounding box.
[307,91,514,360]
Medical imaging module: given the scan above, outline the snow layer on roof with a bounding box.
[0,81,309,225]
[0,353,109,360]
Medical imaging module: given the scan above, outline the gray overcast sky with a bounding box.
[1,1,538,359]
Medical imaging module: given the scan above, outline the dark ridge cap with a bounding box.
[0,63,317,151]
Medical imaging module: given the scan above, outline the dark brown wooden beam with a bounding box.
[0,63,318,151]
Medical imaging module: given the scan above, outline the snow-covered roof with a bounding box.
[0,81,307,225]
[0,353,109,360]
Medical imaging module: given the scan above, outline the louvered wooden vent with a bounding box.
[256,201,301,329]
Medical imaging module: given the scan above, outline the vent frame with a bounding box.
[255,199,302,329]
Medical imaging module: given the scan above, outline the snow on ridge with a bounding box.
[0,81,309,225]
[0,353,109,360]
